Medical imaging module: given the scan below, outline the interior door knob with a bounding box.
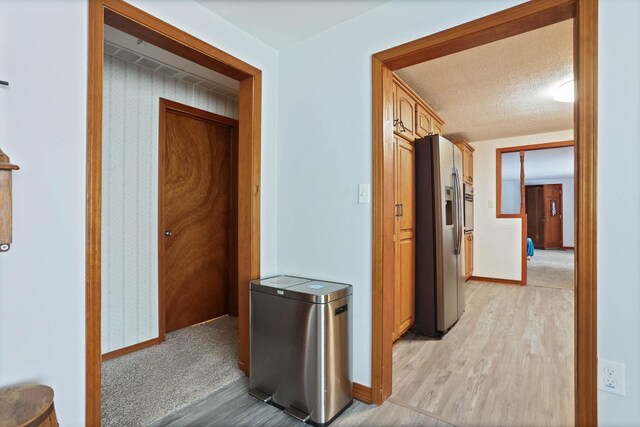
[164,230,173,237]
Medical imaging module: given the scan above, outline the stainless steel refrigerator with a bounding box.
[412,134,465,337]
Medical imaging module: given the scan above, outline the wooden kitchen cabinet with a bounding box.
[394,85,416,141]
[393,136,415,340]
[432,120,443,136]
[393,76,444,143]
[455,140,474,185]
[464,232,474,280]
[391,74,446,340]
[415,104,431,138]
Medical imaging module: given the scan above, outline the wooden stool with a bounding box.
[0,385,58,427]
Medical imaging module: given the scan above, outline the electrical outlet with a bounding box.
[598,358,626,396]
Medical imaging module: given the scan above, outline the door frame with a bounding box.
[371,1,598,425]
[158,98,240,337]
[497,139,574,285]
[86,0,262,424]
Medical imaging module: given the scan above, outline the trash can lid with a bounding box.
[250,275,311,289]
[286,280,352,304]
[250,275,352,304]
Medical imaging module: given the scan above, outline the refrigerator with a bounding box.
[412,134,465,337]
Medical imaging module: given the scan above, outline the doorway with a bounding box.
[159,99,239,335]
[497,140,575,286]
[371,1,597,425]
[86,0,262,425]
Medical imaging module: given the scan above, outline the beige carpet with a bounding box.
[102,315,243,427]
[528,249,574,290]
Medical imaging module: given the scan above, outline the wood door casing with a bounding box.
[372,1,597,420]
[159,99,238,334]
[394,137,415,339]
[87,3,262,422]
[543,184,563,249]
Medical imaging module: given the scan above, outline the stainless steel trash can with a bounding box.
[249,275,353,426]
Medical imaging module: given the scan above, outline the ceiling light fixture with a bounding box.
[553,79,574,103]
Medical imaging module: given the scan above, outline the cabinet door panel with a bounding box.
[432,120,443,136]
[395,85,415,140]
[394,136,415,338]
[464,233,473,279]
[416,104,431,138]
[398,140,414,235]
[396,238,415,334]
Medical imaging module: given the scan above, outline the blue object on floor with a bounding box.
[527,238,535,257]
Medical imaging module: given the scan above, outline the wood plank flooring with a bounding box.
[391,281,574,427]
[152,281,573,427]
[151,377,452,427]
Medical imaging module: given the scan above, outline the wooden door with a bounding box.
[543,184,563,249]
[394,136,415,339]
[160,100,237,334]
[525,185,544,247]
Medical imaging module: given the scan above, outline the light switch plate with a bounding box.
[488,199,495,208]
[358,184,371,204]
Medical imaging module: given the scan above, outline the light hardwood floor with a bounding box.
[151,377,452,427]
[153,281,574,427]
[391,281,574,427]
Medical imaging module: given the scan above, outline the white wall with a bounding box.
[1,0,638,425]
[598,1,640,424]
[276,0,526,387]
[0,2,87,424]
[470,130,573,281]
[0,0,278,423]
[525,177,575,247]
[101,55,239,354]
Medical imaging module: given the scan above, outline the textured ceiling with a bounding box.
[502,146,574,181]
[396,20,574,143]
[196,0,388,49]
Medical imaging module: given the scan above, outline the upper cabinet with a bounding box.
[455,140,474,185]
[432,120,443,136]
[394,85,416,141]
[415,104,431,138]
[392,75,445,142]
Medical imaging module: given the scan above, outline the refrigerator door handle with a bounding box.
[453,170,462,255]
[457,171,463,253]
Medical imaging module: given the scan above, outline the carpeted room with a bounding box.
[102,317,242,426]
[99,23,246,425]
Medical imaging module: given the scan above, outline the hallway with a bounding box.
[151,281,574,427]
